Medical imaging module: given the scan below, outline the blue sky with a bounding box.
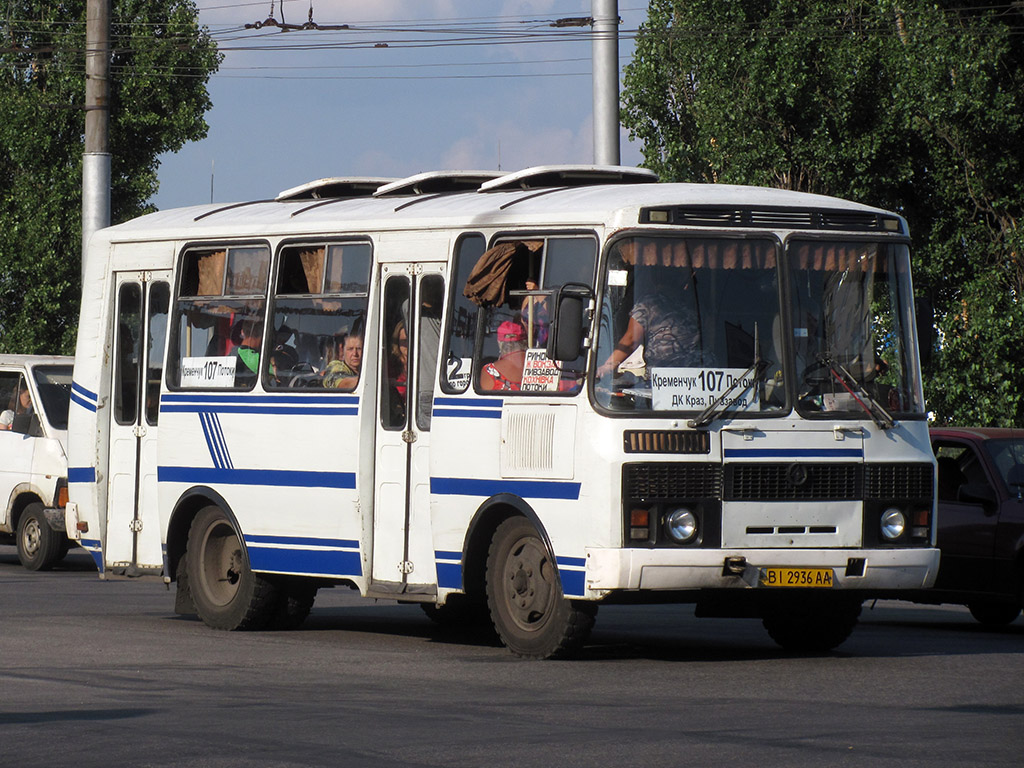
[152,1,649,210]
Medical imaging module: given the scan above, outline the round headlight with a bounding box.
[664,508,698,544]
[880,508,906,541]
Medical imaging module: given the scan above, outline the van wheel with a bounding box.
[17,503,62,571]
[186,506,280,630]
[485,516,596,659]
[967,601,1021,626]
[763,596,862,653]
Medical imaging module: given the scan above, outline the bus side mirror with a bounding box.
[915,295,933,368]
[546,283,592,362]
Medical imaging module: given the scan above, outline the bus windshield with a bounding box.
[595,235,786,416]
[594,235,924,420]
[789,239,925,421]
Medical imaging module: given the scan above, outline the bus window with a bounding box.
[381,277,411,429]
[441,233,485,394]
[145,282,169,425]
[266,242,371,389]
[469,235,596,395]
[114,283,142,424]
[169,245,270,390]
[415,274,444,431]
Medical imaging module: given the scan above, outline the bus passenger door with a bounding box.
[371,265,445,594]
[105,272,170,575]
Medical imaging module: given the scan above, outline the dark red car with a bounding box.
[921,428,1024,625]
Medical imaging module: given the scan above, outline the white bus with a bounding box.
[67,165,939,658]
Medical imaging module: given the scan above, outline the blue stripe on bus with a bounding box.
[435,550,462,561]
[436,562,463,589]
[161,404,358,416]
[246,545,363,578]
[79,538,104,571]
[432,408,503,420]
[72,381,99,402]
[432,397,503,408]
[246,534,360,549]
[70,391,98,412]
[158,466,356,489]
[430,477,581,501]
[68,466,97,483]
[723,448,864,458]
[560,569,585,597]
[162,393,359,405]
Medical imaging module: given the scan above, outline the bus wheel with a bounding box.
[485,516,596,659]
[967,601,1021,626]
[17,503,62,571]
[268,577,319,631]
[186,506,280,631]
[762,596,862,653]
[421,594,491,631]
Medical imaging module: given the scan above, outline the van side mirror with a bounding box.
[546,283,592,362]
[915,295,933,368]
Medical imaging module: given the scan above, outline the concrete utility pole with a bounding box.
[82,0,111,281]
[592,0,620,165]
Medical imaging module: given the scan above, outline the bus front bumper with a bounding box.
[584,547,940,593]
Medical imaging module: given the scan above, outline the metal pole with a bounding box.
[82,0,111,281]
[592,0,620,166]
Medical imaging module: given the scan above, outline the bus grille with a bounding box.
[640,206,902,233]
[864,463,934,500]
[725,464,861,501]
[625,462,932,502]
[624,463,722,499]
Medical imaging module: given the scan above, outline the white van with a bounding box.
[0,355,76,570]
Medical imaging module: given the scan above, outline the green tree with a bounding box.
[623,0,1024,426]
[0,1,220,354]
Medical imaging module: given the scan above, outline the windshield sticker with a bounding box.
[794,327,809,338]
[608,269,628,287]
[650,367,761,410]
[181,356,237,388]
[521,349,561,392]
[446,356,473,390]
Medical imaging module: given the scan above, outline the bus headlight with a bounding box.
[880,508,906,541]
[664,507,698,544]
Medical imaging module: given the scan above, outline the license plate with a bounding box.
[759,567,834,588]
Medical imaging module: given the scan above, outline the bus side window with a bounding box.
[169,245,270,390]
[380,277,410,430]
[440,234,485,394]
[469,236,597,396]
[267,242,371,390]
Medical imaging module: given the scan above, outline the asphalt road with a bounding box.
[1,545,1021,768]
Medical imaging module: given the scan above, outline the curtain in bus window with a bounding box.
[267,242,371,390]
[463,240,542,307]
[171,245,269,390]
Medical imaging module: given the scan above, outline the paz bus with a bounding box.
[66,165,938,658]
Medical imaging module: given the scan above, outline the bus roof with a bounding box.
[100,166,902,244]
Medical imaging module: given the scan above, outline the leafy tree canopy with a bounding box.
[0,1,220,354]
[623,0,1024,426]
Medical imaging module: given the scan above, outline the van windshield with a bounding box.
[32,365,73,430]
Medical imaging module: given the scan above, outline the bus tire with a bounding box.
[485,516,596,659]
[186,506,280,631]
[421,593,492,631]
[762,596,862,653]
[17,503,62,571]
[268,577,319,631]
[967,601,1021,626]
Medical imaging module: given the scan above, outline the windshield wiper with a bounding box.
[822,355,895,430]
[687,357,770,429]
